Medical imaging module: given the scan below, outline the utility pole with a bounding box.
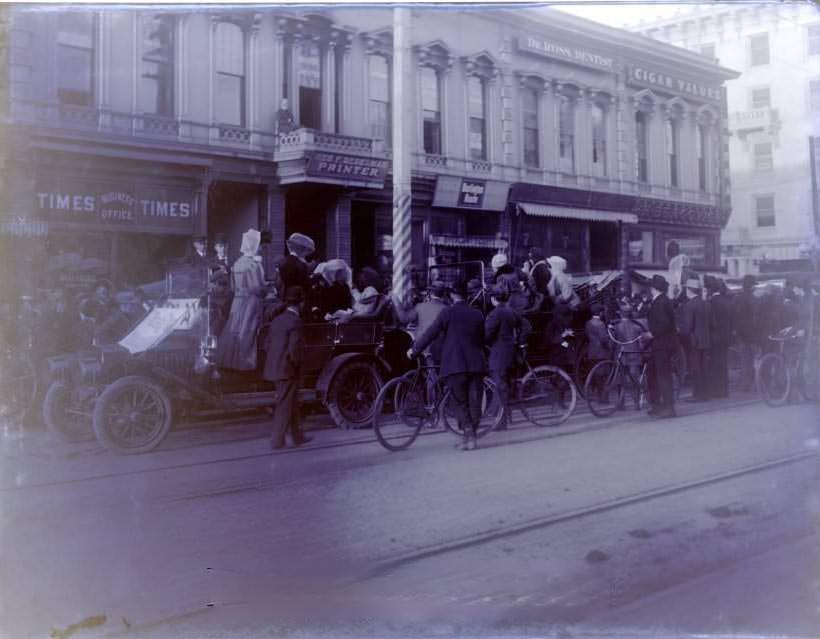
[391,6,412,305]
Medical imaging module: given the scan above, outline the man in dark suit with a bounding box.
[410,280,486,450]
[264,286,312,450]
[706,275,733,398]
[679,277,711,402]
[645,275,678,418]
[485,285,532,430]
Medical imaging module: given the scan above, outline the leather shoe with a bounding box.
[465,436,477,451]
[292,435,313,448]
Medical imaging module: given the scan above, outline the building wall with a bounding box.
[634,3,820,276]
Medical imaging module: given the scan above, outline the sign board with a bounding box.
[626,65,721,104]
[516,35,614,72]
[432,176,510,211]
[33,178,198,235]
[305,152,389,186]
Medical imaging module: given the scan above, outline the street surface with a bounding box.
[1,392,819,639]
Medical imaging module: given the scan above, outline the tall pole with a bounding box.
[392,7,412,305]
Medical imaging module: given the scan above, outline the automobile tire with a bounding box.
[92,376,173,454]
[326,360,382,430]
[43,381,94,442]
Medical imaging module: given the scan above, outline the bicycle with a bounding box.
[756,327,818,406]
[505,346,577,428]
[584,318,680,418]
[372,358,502,452]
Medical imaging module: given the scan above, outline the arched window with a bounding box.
[57,12,95,106]
[559,96,575,172]
[214,22,245,126]
[665,118,679,187]
[522,87,539,167]
[635,111,648,183]
[368,54,390,142]
[591,101,607,177]
[467,75,487,160]
[420,66,441,154]
[140,14,175,116]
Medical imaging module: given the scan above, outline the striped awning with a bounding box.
[430,235,508,250]
[518,202,638,224]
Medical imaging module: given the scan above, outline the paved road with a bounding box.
[1,394,818,639]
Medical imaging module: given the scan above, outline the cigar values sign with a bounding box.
[306,152,389,186]
[34,179,197,235]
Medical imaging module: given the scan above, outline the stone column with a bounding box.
[540,80,557,173]
[682,109,699,191]
[575,87,592,177]
[322,41,336,133]
[606,94,618,180]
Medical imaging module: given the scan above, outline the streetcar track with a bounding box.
[359,450,817,580]
[0,396,785,492]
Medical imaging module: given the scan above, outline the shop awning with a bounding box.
[430,235,508,250]
[517,202,638,224]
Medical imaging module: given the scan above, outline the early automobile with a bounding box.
[42,265,411,454]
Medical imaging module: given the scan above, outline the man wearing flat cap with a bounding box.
[264,285,312,449]
[410,279,486,450]
[679,277,711,402]
[645,274,678,418]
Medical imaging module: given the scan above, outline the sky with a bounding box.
[548,1,765,29]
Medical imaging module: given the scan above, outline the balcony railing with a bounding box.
[274,128,383,160]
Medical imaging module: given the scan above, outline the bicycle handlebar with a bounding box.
[606,318,646,346]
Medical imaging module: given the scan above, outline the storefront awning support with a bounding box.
[392,7,413,304]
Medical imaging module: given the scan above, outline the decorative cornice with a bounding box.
[360,27,393,57]
[461,50,500,80]
[416,40,454,71]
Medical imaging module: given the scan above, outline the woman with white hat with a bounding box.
[215,228,266,370]
[278,232,315,294]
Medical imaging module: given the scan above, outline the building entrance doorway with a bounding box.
[299,87,321,130]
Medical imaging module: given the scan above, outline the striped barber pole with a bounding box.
[392,191,412,305]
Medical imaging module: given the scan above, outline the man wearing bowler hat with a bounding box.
[409,279,486,450]
[645,274,678,418]
[264,285,312,449]
[706,275,733,398]
[679,276,711,402]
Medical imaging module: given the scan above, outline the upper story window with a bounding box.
[558,95,575,172]
[57,12,95,107]
[214,22,246,127]
[809,78,820,113]
[699,42,716,60]
[140,15,174,116]
[696,124,708,191]
[750,87,770,109]
[635,111,648,183]
[749,33,770,67]
[296,41,322,130]
[467,76,486,160]
[808,24,820,56]
[753,141,773,172]
[522,87,539,167]
[755,194,775,227]
[665,118,679,188]
[420,66,441,155]
[591,101,607,177]
[368,54,390,142]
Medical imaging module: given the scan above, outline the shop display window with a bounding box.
[628,229,654,264]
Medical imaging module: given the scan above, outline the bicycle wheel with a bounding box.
[584,360,625,417]
[519,365,577,427]
[441,377,502,439]
[757,352,790,407]
[0,350,38,420]
[372,375,425,452]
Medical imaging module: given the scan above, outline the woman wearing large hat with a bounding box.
[278,232,315,294]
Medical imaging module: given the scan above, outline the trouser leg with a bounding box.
[653,349,674,409]
[445,373,473,437]
[491,368,510,428]
[710,345,729,397]
[740,342,755,391]
[467,373,483,433]
[272,378,298,447]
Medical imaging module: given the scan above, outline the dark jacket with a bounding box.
[584,315,611,360]
[680,295,711,350]
[732,290,758,344]
[647,293,678,352]
[278,254,312,294]
[709,293,733,347]
[414,301,486,377]
[263,308,304,382]
[485,304,532,372]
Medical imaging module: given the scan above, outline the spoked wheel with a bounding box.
[327,360,383,429]
[43,381,95,442]
[0,350,38,420]
[372,375,427,452]
[757,353,790,407]
[92,376,172,454]
[519,365,577,427]
[584,360,626,417]
[442,377,503,439]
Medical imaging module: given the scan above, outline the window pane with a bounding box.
[369,100,389,140]
[368,55,389,102]
[469,117,485,159]
[750,33,769,66]
[296,41,320,89]
[58,46,93,94]
[467,77,484,118]
[809,24,820,56]
[751,87,770,108]
[524,127,539,166]
[215,73,242,125]
[420,67,439,113]
[756,196,776,227]
[215,22,244,75]
[423,120,441,155]
[57,12,93,47]
[141,15,174,115]
[754,142,773,171]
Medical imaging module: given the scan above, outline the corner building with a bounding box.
[1,6,737,294]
